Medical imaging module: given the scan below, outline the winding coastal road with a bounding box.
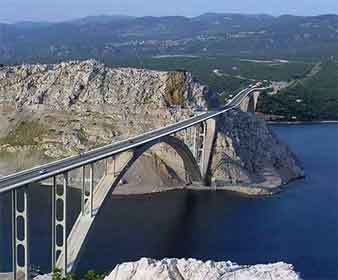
[0,86,263,193]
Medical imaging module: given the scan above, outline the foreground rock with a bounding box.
[105,258,302,280]
[0,60,304,194]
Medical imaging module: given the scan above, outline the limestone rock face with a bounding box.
[0,60,217,113]
[105,258,302,280]
[211,111,304,190]
[0,60,304,193]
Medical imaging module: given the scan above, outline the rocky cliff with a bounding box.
[211,110,303,194]
[0,60,303,194]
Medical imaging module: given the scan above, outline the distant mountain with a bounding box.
[0,13,337,64]
[68,14,135,25]
[13,21,52,30]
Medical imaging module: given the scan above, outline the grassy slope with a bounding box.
[105,55,312,93]
[0,120,48,146]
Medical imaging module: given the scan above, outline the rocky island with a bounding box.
[0,60,304,195]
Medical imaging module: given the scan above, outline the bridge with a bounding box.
[0,86,265,280]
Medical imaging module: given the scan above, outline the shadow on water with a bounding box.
[0,123,337,280]
[0,186,81,273]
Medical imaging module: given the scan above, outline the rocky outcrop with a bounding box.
[0,60,304,194]
[105,258,302,280]
[0,60,217,113]
[211,111,304,192]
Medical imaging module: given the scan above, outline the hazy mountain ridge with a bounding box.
[0,13,337,64]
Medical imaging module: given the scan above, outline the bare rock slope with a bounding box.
[0,60,303,194]
[105,258,302,280]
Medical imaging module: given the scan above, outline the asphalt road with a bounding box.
[0,86,262,193]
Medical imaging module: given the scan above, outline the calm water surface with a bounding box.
[0,123,337,279]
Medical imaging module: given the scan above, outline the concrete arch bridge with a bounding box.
[0,86,265,279]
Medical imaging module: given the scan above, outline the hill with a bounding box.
[0,13,337,121]
[0,13,337,64]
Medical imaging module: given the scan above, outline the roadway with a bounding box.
[0,86,264,193]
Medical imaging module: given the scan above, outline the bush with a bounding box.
[52,268,106,280]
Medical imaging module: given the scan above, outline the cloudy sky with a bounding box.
[1,0,337,23]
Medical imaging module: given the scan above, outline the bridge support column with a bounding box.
[89,164,94,217]
[248,91,259,113]
[106,156,116,177]
[197,122,207,174]
[11,186,30,280]
[240,91,260,113]
[200,119,217,184]
[192,126,198,158]
[107,152,134,179]
[52,173,68,275]
[51,177,56,270]
[81,164,94,217]
[81,167,85,216]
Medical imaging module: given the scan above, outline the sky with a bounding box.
[1,0,337,23]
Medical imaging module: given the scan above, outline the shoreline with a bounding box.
[10,174,305,198]
[268,120,338,125]
[112,175,305,198]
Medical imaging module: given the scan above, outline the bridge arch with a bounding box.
[60,135,204,272]
[108,135,202,193]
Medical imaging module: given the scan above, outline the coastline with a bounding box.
[268,120,338,125]
[8,172,304,198]
[111,175,305,198]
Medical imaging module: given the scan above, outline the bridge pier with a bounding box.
[106,156,117,177]
[201,119,216,184]
[198,122,207,173]
[55,151,135,273]
[240,91,260,113]
[248,91,259,113]
[52,173,68,275]
[181,120,216,185]
[11,186,30,280]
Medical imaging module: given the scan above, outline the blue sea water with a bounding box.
[0,123,337,279]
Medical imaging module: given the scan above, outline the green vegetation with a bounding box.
[257,60,338,121]
[0,120,48,146]
[52,269,106,280]
[105,55,312,94]
[2,14,337,64]
[105,55,338,120]
[78,127,88,144]
[2,14,336,121]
